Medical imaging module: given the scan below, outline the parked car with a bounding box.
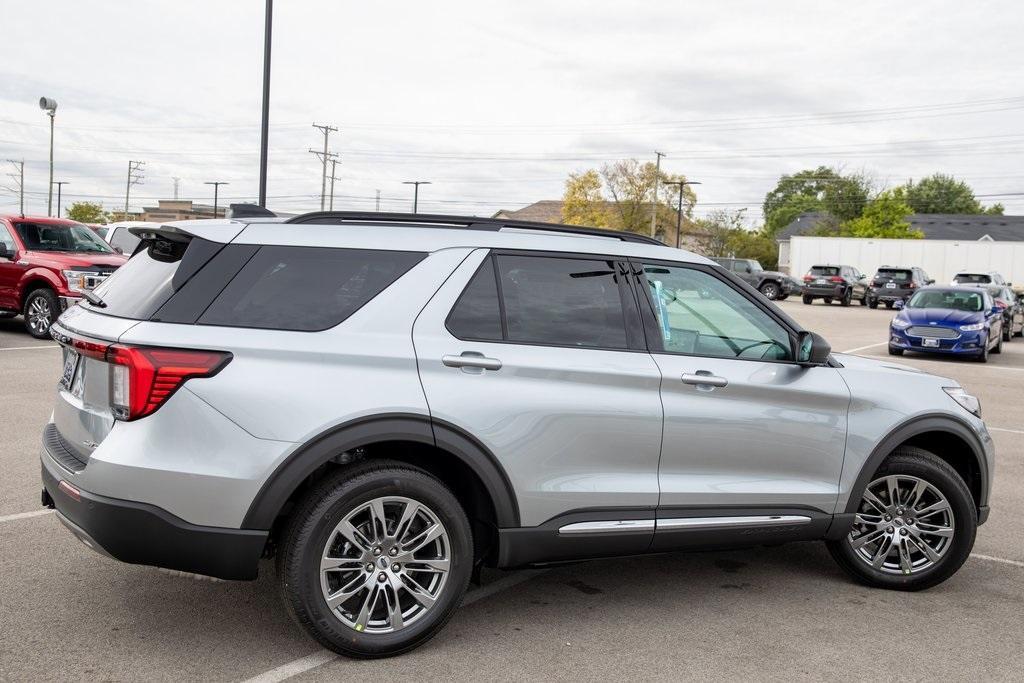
[950,271,1007,287]
[41,212,993,658]
[0,216,128,338]
[868,266,934,309]
[889,286,1003,362]
[986,285,1024,341]
[801,264,870,306]
[102,221,155,254]
[710,257,800,300]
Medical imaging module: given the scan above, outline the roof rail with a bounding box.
[283,211,665,246]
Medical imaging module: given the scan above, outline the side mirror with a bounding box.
[926,279,935,285]
[0,243,12,260]
[796,331,831,366]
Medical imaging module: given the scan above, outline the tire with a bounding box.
[1002,323,1012,342]
[992,332,1002,354]
[802,295,813,305]
[776,293,789,301]
[976,339,989,363]
[888,346,904,356]
[869,299,879,309]
[885,301,894,310]
[859,294,868,306]
[824,297,833,305]
[23,289,59,339]
[840,289,852,307]
[759,282,780,300]
[277,461,473,658]
[826,447,976,592]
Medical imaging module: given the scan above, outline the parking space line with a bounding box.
[0,509,53,523]
[971,553,1024,568]
[840,342,888,354]
[0,344,59,352]
[239,569,547,683]
[989,427,1024,435]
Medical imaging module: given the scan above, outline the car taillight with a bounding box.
[873,280,882,286]
[106,345,231,421]
[907,282,917,289]
[802,274,813,282]
[829,276,844,283]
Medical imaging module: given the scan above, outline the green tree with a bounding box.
[692,209,779,269]
[762,166,871,235]
[903,173,1004,215]
[66,201,108,224]
[599,159,696,239]
[839,188,922,238]
[561,170,611,227]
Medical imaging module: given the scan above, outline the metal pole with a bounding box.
[320,129,328,211]
[47,113,55,216]
[403,181,430,214]
[675,187,683,249]
[649,151,665,237]
[329,159,337,210]
[125,161,131,219]
[375,189,380,212]
[258,0,272,207]
[205,181,229,218]
[54,181,68,217]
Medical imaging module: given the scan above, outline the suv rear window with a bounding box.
[198,246,424,331]
[953,273,991,284]
[810,266,840,276]
[87,237,195,319]
[876,268,912,281]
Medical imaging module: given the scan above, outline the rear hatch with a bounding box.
[872,268,914,291]
[47,226,237,470]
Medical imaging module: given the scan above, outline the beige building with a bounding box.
[141,200,223,222]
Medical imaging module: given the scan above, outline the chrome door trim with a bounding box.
[656,515,811,530]
[558,519,656,535]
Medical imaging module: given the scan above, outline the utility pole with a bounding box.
[402,181,431,213]
[53,181,69,217]
[661,179,701,249]
[40,97,58,216]
[328,159,340,210]
[649,151,665,238]
[258,0,273,207]
[125,160,145,221]
[172,177,181,199]
[4,160,24,215]
[205,181,229,218]
[375,189,381,212]
[309,123,338,211]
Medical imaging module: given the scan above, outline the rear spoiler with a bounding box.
[127,225,193,243]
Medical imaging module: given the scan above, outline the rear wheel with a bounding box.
[1003,323,1012,342]
[23,289,59,339]
[826,448,976,591]
[869,299,879,309]
[824,297,833,305]
[759,282,780,300]
[840,289,852,307]
[992,332,1002,354]
[885,301,894,309]
[802,295,814,305]
[277,461,472,658]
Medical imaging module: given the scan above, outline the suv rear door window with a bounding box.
[199,246,424,331]
[109,227,142,255]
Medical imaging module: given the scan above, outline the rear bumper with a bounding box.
[802,284,845,298]
[868,287,912,302]
[41,461,267,581]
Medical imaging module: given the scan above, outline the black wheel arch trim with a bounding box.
[241,413,520,529]
[843,412,989,517]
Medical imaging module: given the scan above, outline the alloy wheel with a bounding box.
[319,496,451,634]
[27,297,52,335]
[761,283,779,300]
[847,474,954,575]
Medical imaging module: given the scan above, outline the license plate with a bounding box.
[59,349,80,389]
[922,338,939,348]
[885,282,897,288]
[815,279,827,285]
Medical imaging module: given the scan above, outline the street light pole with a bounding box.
[39,97,58,216]
[402,181,431,213]
[205,181,229,218]
[661,179,701,249]
[53,181,69,217]
[649,150,665,237]
[258,0,272,207]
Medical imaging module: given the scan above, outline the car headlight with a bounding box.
[959,322,985,332]
[62,270,86,293]
[891,317,911,329]
[943,386,981,417]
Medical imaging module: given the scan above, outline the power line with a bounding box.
[124,160,144,218]
[309,123,338,211]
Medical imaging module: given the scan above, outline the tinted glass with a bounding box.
[109,227,142,254]
[907,289,983,312]
[0,223,15,252]
[87,238,192,319]
[446,257,502,340]
[953,273,991,284]
[13,221,113,253]
[877,268,912,281]
[641,264,792,361]
[496,255,627,349]
[200,246,424,331]
[810,266,840,276]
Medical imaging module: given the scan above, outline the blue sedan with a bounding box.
[889,286,1004,362]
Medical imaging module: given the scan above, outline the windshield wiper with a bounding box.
[82,290,107,308]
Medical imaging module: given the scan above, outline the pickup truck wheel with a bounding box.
[759,282,780,300]
[277,461,472,658]
[23,289,59,339]
[826,448,975,591]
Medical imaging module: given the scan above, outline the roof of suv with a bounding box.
[156,212,715,265]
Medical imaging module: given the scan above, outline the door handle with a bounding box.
[681,371,728,388]
[442,352,502,371]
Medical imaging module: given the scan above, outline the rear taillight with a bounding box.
[829,276,844,283]
[106,345,231,421]
[907,282,917,289]
[873,279,883,286]
[802,274,813,282]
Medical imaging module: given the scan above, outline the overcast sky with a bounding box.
[2,0,1022,221]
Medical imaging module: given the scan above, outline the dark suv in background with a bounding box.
[801,264,869,306]
[711,257,800,300]
[868,266,934,309]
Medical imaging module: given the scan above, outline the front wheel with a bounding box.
[277,461,473,658]
[824,297,833,305]
[869,299,879,309]
[759,282,780,300]
[826,448,976,591]
[23,289,59,339]
[992,332,1002,354]
[888,346,904,356]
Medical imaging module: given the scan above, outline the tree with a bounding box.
[903,173,1004,215]
[762,166,871,235]
[839,188,922,238]
[599,159,696,239]
[691,209,780,270]
[66,201,108,224]
[561,170,611,227]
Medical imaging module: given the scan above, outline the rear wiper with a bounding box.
[82,290,107,308]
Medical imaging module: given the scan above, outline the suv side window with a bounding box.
[639,263,793,361]
[446,257,502,341]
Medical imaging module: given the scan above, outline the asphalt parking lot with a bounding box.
[1,301,1022,682]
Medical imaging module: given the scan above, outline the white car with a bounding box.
[951,271,1007,287]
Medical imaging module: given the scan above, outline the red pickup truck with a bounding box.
[0,216,128,338]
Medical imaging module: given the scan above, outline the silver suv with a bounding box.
[41,212,994,658]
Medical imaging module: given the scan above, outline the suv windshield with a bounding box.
[14,221,114,253]
[907,289,983,312]
[953,273,990,284]
[877,268,911,281]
